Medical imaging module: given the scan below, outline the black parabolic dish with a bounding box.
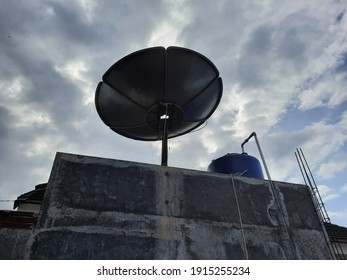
[95,46,223,141]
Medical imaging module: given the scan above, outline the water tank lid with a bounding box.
[211,152,248,162]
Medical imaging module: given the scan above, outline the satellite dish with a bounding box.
[95,46,223,166]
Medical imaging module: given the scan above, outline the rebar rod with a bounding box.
[295,148,346,259]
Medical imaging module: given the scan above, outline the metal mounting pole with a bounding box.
[160,103,170,166]
[161,125,168,166]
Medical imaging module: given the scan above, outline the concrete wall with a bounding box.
[0,227,32,259]
[8,152,333,259]
[339,243,347,259]
[0,211,37,259]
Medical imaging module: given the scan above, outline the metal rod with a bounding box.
[241,132,272,182]
[160,103,169,166]
[296,149,314,190]
[295,150,308,186]
[242,132,295,258]
[241,132,255,153]
[253,133,273,183]
[161,127,168,166]
[300,148,346,259]
[242,133,280,207]
[295,148,346,259]
[299,148,327,210]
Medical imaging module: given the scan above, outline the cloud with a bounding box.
[0,0,172,198]
[297,71,347,110]
[328,208,347,222]
[317,161,347,179]
[1,0,347,227]
[335,11,344,24]
[176,0,347,147]
[318,185,339,202]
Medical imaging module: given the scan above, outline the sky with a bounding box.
[0,0,347,227]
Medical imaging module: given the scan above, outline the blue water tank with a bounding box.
[208,152,264,179]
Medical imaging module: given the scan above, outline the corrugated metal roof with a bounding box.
[324,223,347,243]
[13,183,47,209]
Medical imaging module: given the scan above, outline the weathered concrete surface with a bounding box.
[0,228,32,259]
[21,152,331,259]
[0,211,37,259]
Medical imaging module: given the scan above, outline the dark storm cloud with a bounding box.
[177,0,252,61]
[178,1,319,89]
[245,24,273,55]
[46,1,101,45]
[0,105,11,139]
[0,0,171,129]
[235,23,275,88]
[0,0,172,202]
[274,11,324,66]
[336,11,344,24]
[0,2,85,114]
